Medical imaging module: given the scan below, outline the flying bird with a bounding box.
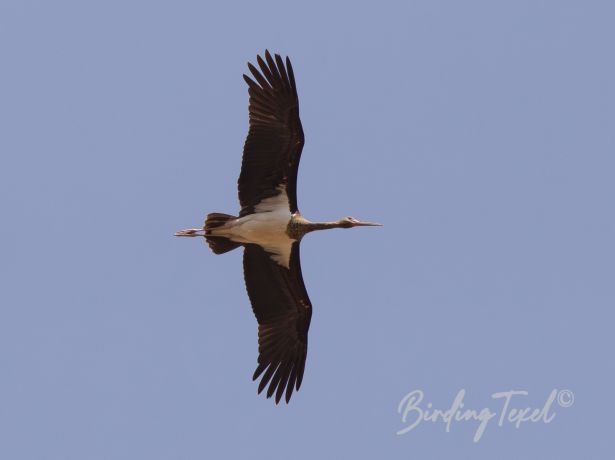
[176,51,381,404]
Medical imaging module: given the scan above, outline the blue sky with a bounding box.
[1,1,613,458]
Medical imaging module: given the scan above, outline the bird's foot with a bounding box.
[175,228,205,237]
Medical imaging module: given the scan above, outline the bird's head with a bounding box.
[338,216,383,228]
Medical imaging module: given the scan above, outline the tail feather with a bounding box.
[204,213,240,255]
[205,212,236,231]
[205,236,242,254]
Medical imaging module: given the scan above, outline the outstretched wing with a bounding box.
[242,242,312,403]
[239,51,305,216]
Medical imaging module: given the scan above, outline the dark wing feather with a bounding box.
[239,50,305,216]
[242,243,312,403]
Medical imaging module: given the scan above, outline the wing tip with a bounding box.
[247,50,296,92]
[253,360,300,404]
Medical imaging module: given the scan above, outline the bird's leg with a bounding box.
[175,228,206,237]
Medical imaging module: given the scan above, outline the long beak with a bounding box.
[175,228,206,237]
[353,221,383,227]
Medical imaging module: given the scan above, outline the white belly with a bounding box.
[209,189,295,268]
[226,210,292,244]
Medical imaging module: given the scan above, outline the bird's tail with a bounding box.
[204,213,241,255]
[205,212,236,231]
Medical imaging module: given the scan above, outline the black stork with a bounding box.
[176,51,381,404]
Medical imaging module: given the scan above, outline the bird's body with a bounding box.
[176,51,381,403]
[207,190,295,268]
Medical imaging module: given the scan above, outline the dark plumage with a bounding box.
[175,51,381,404]
[244,243,311,403]
[239,51,304,216]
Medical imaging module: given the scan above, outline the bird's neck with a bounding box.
[288,215,344,239]
[303,221,343,232]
